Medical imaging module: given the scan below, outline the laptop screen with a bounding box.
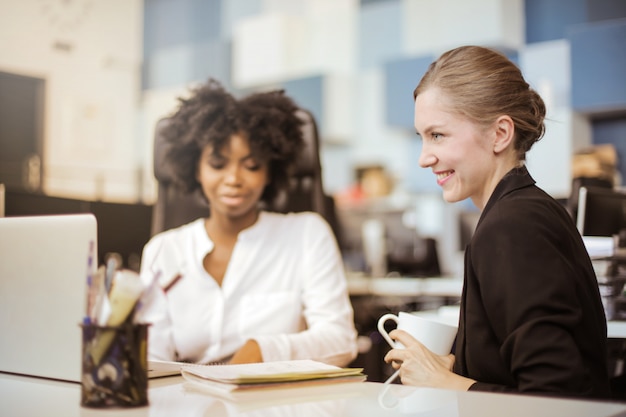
[0,213,97,382]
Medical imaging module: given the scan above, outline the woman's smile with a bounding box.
[435,170,455,186]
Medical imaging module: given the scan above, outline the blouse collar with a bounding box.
[191,211,271,263]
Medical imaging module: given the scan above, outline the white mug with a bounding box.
[377,312,457,355]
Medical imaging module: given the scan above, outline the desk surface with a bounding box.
[347,275,463,297]
[2,373,625,417]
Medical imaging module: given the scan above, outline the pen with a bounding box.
[85,240,95,316]
[90,266,107,323]
[104,255,119,294]
[163,273,183,293]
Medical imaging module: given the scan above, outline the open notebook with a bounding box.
[148,359,189,378]
[179,360,365,400]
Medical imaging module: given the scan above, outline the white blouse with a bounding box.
[139,211,358,367]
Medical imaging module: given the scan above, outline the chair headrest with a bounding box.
[292,109,320,178]
[153,118,176,184]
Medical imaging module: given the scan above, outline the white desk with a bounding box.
[348,275,463,298]
[2,373,625,417]
[609,320,626,339]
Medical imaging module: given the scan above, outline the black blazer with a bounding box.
[453,166,611,399]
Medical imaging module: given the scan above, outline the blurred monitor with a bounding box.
[337,205,440,277]
[576,186,626,237]
[567,176,613,220]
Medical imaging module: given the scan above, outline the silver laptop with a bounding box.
[0,213,97,383]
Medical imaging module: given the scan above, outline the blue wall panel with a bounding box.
[569,18,626,114]
[384,55,434,130]
[143,0,227,90]
[281,76,324,130]
[191,40,232,90]
[524,0,587,44]
[144,0,222,60]
[358,0,403,69]
[142,39,232,90]
[220,0,263,38]
[144,0,191,56]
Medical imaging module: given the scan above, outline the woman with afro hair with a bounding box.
[139,79,358,366]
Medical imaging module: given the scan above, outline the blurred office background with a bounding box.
[0,0,625,275]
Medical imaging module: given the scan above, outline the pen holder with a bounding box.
[80,322,149,408]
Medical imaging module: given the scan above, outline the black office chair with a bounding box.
[150,108,342,241]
